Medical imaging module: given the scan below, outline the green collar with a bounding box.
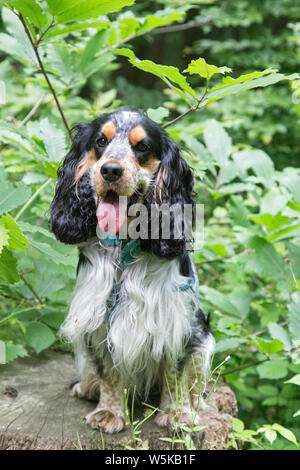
[101,235,141,321]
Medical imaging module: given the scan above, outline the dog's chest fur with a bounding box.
[60,238,198,392]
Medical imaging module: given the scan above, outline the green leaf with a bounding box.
[199,285,240,316]
[6,0,47,28]
[268,322,291,350]
[1,213,30,251]
[206,72,299,105]
[287,243,300,278]
[267,223,300,242]
[146,107,170,124]
[5,341,28,362]
[232,417,244,433]
[272,424,298,445]
[0,222,9,254]
[47,0,136,24]
[260,189,289,215]
[276,169,300,205]
[138,11,184,35]
[46,44,74,85]
[246,236,285,278]
[287,292,300,342]
[47,20,110,38]
[214,337,244,353]
[229,196,250,227]
[29,239,76,266]
[0,127,36,155]
[214,182,255,196]
[18,221,56,239]
[265,429,277,445]
[257,359,289,380]
[0,181,31,215]
[0,247,19,283]
[42,311,65,329]
[215,69,276,89]
[232,149,274,188]
[118,16,140,39]
[114,48,196,100]
[25,322,56,353]
[258,385,278,396]
[78,30,110,72]
[184,58,231,80]
[256,337,284,354]
[285,374,300,386]
[250,213,290,232]
[39,118,66,162]
[78,52,114,83]
[1,7,37,65]
[206,243,227,256]
[203,119,231,165]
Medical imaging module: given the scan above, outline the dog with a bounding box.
[50,107,215,433]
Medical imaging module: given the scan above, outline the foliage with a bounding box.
[0,0,299,450]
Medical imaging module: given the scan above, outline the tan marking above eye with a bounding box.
[129,125,147,146]
[101,121,116,142]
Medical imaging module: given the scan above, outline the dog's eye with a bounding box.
[96,136,108,147]
[136,142,148,152]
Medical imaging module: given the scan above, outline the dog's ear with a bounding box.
[50,124,97,245]
[141,132,195,258]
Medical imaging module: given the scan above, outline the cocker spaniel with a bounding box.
[50,107,215,434]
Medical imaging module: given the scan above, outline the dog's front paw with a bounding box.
[71,379,100,401]
[72,381,84,398]
[154,408,201,430]
[85,408,126,434]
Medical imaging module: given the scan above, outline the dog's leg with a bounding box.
[72,354,101,401]
[85,370,126,434]
[154,333,215,429]
[154,365,200,429]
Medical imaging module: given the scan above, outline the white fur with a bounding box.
[61,238,209,394]
[107,251,198,392]
[60,238,119,345]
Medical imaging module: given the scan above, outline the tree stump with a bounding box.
[0,350,237,450]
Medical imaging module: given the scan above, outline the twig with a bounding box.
[33,18,55,48]
[163,80,209,129]
[220,359,268,376]
[162,103,201,129]
[245,321,288,339]
[152,18,213,35]
[0,304,45,325]
[16,94,45,128]
[18,13,72,142]
[15,178,52,221]
[20,274,43,304]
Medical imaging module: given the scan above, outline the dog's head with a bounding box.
[50,108,194,258]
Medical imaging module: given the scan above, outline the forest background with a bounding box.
[0,0,300,450]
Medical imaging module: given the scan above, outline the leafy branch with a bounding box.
[17,13,73,141]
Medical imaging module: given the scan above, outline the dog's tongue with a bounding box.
[97,192,127,233]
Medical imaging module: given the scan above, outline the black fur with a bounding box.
[50,124,97,244]
[140,131,195,258]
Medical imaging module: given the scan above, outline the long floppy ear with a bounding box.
[140,132,195,258]
[50,124,97,244]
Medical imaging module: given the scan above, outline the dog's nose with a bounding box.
[100,162,124,182]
